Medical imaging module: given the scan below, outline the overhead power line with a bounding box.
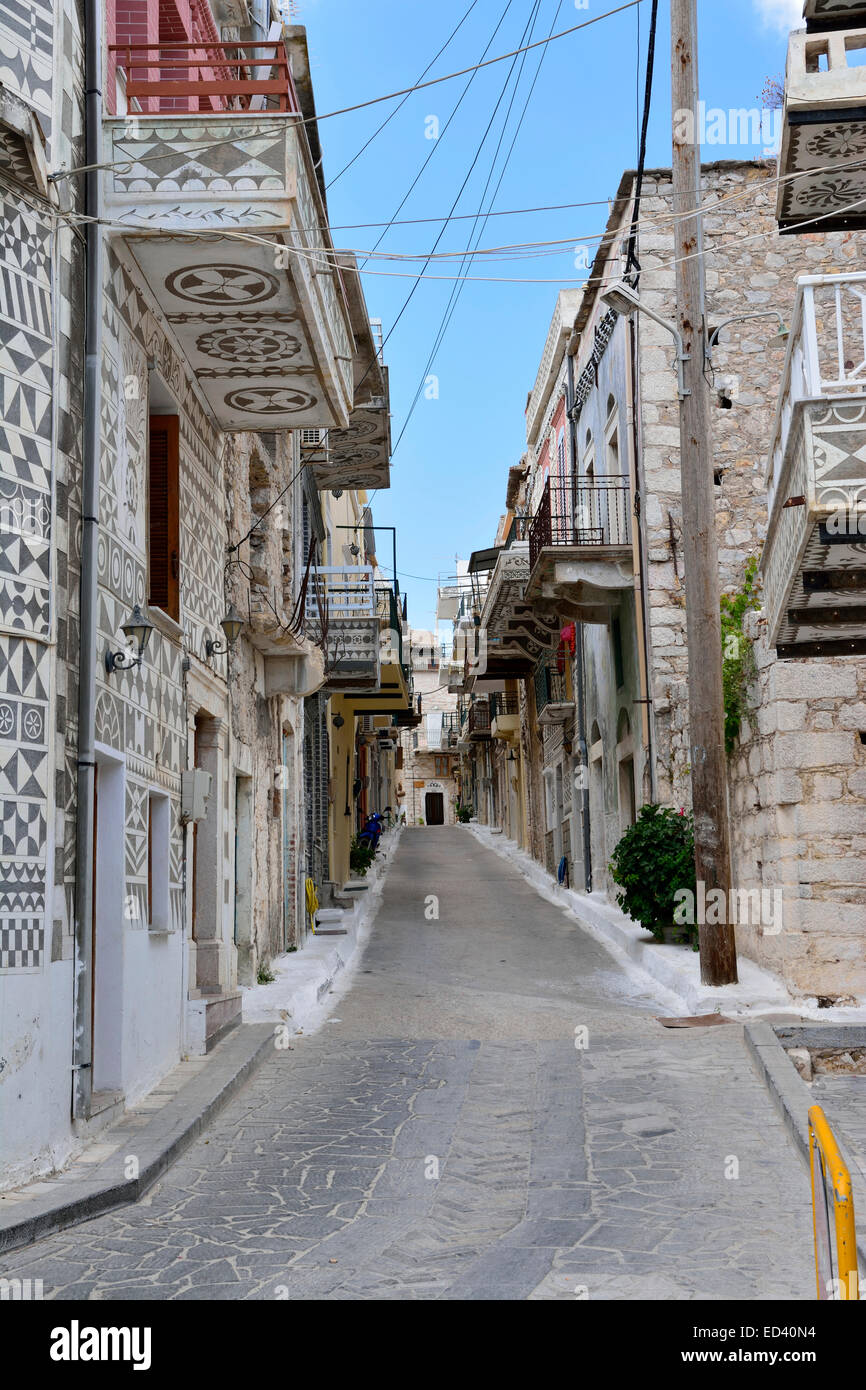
[326,0,482,190]
[49,0,645,182]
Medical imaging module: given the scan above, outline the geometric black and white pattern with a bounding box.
[0,917,44,969]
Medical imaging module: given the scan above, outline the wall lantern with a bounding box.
[206,604,243,658]
[105,604,154,674]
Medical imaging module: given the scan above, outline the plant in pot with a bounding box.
[455,802,473,824]
[609,804,697,946]
[350,835,376,877]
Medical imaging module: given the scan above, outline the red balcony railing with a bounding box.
[110,41,299,114]
[529,476,631,570]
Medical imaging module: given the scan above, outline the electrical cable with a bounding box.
[625,0,659,279]
[387,0,566,473]
[358,0,519,272]
[326,0,482,190]
[50,0,644,183]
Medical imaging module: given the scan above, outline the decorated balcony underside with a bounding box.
[804,2,866,27]
[307,393,392,492]
[777,27,866,233]
[104,115,357,430]
[472,545,560,682]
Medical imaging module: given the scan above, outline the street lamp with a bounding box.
[601,280,691,401]
[105,604,154,674]
[205,604,243,658]
[707,311,789,364]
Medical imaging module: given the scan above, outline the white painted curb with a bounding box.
[241,826,403,1034]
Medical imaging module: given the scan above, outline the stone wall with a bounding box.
[635,160,866,808]
[728,610,866,1001]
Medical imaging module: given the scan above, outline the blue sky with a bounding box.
[300,0,799,630]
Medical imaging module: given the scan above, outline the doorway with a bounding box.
[425,791,445,825]
[92,749,125,1094]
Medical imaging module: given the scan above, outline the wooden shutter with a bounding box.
[148,415,180,622]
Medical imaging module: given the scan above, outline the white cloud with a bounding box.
[754,0,804,32]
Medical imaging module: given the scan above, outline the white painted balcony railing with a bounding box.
[762,273,866,656]
[305,565,380,689]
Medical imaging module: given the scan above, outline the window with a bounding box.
[148,415,180,622]
[605,397,620,475]
[612,616,625,689]
[583,427,595,479]
[147,790,170,932]
[434,755,448,778]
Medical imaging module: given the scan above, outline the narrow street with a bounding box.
[6,830,814,1301]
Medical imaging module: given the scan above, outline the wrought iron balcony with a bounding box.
[467,701,491,741]
[777,18,866,233]
[763,272,866,657]
[428,710,460,750]
[529,476,631,567]
[103,30,373,434]
[305,565,380,691]
[489,692,520,741]
[534,661,575,725]
[525,476,633,623]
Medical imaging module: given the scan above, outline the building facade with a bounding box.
[448,156,866,1004]
[0,3,410,1189]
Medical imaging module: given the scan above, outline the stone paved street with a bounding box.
[2,829,815,1300]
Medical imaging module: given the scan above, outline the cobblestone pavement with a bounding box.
[3,829,814,1300]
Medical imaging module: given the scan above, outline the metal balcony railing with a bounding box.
[534,662,571,717]
[110,41,299,113]
[502,513,530,549]
[306,565,376,625]
[528,476,631,570]
[376,584,404,667]
[489,693,519,721]
[468,702,491,739]
[428,710,460,750]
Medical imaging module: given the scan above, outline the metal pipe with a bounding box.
[629,311,658,803]
[566,349,592,893]
[72,0,104,1119]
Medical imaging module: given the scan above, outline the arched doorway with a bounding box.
[425,791,445,825]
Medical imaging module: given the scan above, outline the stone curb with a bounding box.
[744,1021,866,1271]
[0,1023,274,1256]
[240,826,402,1029]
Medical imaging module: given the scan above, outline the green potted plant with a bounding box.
[609,804,697,946]
[350,835,377,877]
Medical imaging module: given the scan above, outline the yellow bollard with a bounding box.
[809,1105,859,1301]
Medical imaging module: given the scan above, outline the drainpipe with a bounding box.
[251,0,271,85]
[72,0,103,1119]
[627,313,657,803]
[566,340,592,893]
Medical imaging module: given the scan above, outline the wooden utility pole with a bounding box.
[670,0,737,984]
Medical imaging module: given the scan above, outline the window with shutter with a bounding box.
[148,415,180,622]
